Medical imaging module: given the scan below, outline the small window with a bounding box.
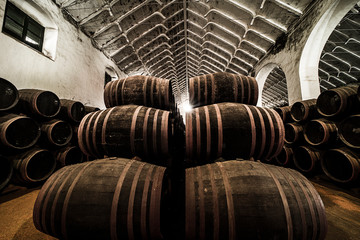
[2,2,44,52]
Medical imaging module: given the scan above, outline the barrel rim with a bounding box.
[0,77,19,111]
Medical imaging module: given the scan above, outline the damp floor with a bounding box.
[0,176,359,240]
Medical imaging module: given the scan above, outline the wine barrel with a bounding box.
[78,105,171,162]
[55,146,84,167]
[284,123,304,145]
[0,113,40,149]
[304,119,338,146]
[338,114,360,149]
[189,72,258,107]
[185,160,327,240]
[18,89,61,118]
[317,84,360,118]
[293,146,321,174]
[274,105,292,123]
[290,99,319,122]
[40,119,73,147]
[12,148,56,185]
[185,103,285,164]
[58,99,85,123]
[0,155,13,192]
[275,146,294,167]
[0,78,18,111]
[321,148,360,183]
[104,75,173,110]
[84,105,100,114]
[33,158,167,240]
[358,85,360,102]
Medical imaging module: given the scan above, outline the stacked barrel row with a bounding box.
[34,72,327,240]
[274,84,360,185]
[0,77,98,192]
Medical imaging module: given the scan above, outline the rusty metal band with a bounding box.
[246,76,251,104]
[188,112,194,161]
[204,106,211,160]
[189,77,194,104]
[198,76,201,105]
[143,108,152,157]
[103,82,110,107]
[115,79,122,106]
[211,74,215,103]
[111,81,117,107]
[127,162,146,240]
[216,162,236,240]
[252,77,259,105]
[214,104,223,157]
[185,167,196,239]
[130,106,143,155]
[77,113,91,156]
[85,113,97,157]
[110,160,135,240]
[238,75,244,103]
[270,109,285,158]
[243,105,256,158]
[101,107,117,145]
[150,78,155,106]
[149,167,166,239]
[261,163,293,240]
[61,162,94,239]
[197,166,206,240]
[157,79,162,108]
[165,79,170,108]
[233,74,238,102]
[204,75,208,104]
[92,110,106,157]
[195,108,201,159]
[207,164,219,240]
[140,165,155,240]
[161,111,169,155]
[121,77,128,105]
[153,110,160,155]
[143,76,148,106]
[254,107,266,159]
[264,108,275,160]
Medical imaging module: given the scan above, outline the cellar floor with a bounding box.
[0,178,359,240]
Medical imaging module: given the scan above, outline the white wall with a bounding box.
[0,0,125,109]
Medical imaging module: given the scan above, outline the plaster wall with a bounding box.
[0,0,125,109]
[254,0,359,106]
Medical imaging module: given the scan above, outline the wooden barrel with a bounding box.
[0,78,19,111]
[293,146,321,174]
[185,103,285,164]
[358,85,360,102]
[12,148,56,185]
[189,72,258,107]
[304,119,338,146]
[274,105,292,123]
[275,146,294,167]
[55,146,84,168]
[18,89,61,118]
[104,75,173,110]
[0,113,40,149]
[58,99,85,123]
[317,84,360,118]
[185,160,327,240]
[284,123,304,145]
[33,158,167,240]
[0,155,13,192]
[290,99,319,122]
[40,119,73,147]
[78,105,171,162]
[321,148,360,184]
[84,105,100,114]
[338,114,360,149]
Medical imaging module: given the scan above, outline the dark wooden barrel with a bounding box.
[78,105,171,162]
[321,148,360,183]
[358,85,360,102]
[290,99,319,122]
[185,160,327,240]
[185,103,285,164]
[338,114,360,149]
[18,89,61,118]
[54,146,84,168]
[188,72,258,107]
[304,119,338,146]
[0,113,40,149]
[293,146,321,174]
[84,105,100,114]
[0,155,13,192]
[275,146,294,167]
[12,148,56,185]
[284,122,304,145]
[58,99,85,123]
[40,119,73,147]
[317,84,360,118]
[33,158,167,240]
[274,105,292,123]
[0,78,19,111]
[104,75,173,110]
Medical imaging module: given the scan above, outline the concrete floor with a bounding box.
[0,178,359,240]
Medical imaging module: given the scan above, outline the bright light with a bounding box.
[183,103,193,113]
